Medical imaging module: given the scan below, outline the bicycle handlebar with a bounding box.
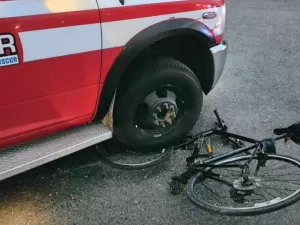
[213,109,222,125]
[213,109,227,131]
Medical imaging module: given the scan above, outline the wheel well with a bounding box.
[116,34,214,98]
[94,33,214,122]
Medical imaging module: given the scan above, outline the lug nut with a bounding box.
[164,103,169,109]
[160,121,165,128]
[166,119,172,124]
[156,106,161,112]
[169,105,175,111]
[170,112,176,119]
[154,120,159,126]
[153,113,158,119]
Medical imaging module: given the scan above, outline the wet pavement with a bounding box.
[1,0,300,224]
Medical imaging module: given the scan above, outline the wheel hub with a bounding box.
[233,176,262,191]
[143,89,178,128]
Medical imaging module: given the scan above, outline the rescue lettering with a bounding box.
[0,34,19,67]
[0,55,19,67]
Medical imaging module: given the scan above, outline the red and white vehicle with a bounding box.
[0,0,227,180]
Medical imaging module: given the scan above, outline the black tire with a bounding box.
[187,154,300,216]
[113,57,203,150]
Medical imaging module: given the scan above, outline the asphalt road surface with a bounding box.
[1,0,300,224]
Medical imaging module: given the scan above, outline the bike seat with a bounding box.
[274,122,300,135]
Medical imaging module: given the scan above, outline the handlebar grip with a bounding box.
[273,129,283,135]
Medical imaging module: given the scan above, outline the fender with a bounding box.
[94,18,216,121]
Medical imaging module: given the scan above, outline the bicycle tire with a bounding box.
[98,146,173,170]
[187,154,300,216]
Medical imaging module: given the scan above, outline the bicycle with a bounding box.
[169,110,300,216]
[99,109,300,216]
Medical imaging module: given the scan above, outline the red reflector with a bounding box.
[215,34,223,44]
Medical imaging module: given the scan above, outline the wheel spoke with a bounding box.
[255,184,271,200]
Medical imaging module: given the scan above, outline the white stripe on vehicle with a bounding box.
[20,24,102,62]
[101,9,220,49]
[18,8,220,62]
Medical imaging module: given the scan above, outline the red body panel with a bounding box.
[2,10,101,32]
[100,47,124,83]
[0,115,93,149]
[0,0,224,149]
[0,7,102,149]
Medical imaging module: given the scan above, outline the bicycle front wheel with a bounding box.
[187,154,300,216]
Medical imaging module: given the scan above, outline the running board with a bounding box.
[0,123,112,181]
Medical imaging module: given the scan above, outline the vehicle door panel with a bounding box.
[0,0,102,143]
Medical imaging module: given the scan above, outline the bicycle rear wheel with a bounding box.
[187,154,300,216]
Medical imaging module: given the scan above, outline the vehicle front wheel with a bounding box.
[113,57,203,150]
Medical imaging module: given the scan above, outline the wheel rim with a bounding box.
[187,154,300,215]
[133,85,185,136]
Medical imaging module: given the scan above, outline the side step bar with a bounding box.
[0,123,112,181]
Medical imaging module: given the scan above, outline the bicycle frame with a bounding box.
[171,110,288,185]
[168,111,300,215]
[191,128,287,166]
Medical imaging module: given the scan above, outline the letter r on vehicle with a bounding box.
[0,34,16,55]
